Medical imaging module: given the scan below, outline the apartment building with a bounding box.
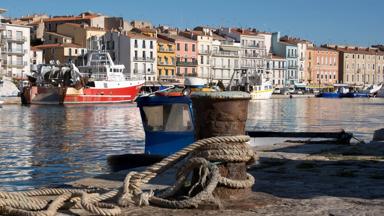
[324,45,384,85]
[33,43,87,65]
[306,47,339,85]
[158,33,198,77]
[219,28,268,75]
[104,31,157,81]
[56,23,106,49]
[180,28,213,79]
[210,37,241,84]
[43,12,105,32]
[271,32,298,86]
[157,37,177,81]
[30,47,44,70]
[0,23,31,79]
[265,55,287,87]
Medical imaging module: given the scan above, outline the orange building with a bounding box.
[306,47,339,85]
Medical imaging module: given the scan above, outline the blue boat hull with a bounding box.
[316,92,342,98]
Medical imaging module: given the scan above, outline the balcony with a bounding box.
[288,65,298,69]
[158,61,176,66]
[287,54,298,58]
[8,61,27,68]
[133,57,155,62]
[244,44,266,49]
[3,35,27,43]
[211,51,239,57]
[158,47,174,53]
[5,49,27,55]
[176,60,198,67]
[198,50,210,55]
[242,53,262,58]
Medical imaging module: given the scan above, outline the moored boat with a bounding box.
[65,51,144,104]
[250,80,273,100]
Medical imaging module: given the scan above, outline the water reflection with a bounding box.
[0,98,383,191]
[0,104,144,191]
[247,98,384,141]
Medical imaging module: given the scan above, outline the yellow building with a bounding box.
[56,23,105,49]
[33,43,87,65]
[157,38,177,81]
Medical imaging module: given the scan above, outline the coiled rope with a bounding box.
[0,135,255,216]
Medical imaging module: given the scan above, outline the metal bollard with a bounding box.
[191,91,252,199]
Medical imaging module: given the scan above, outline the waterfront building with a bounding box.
[210,36,241,84]
[29,47,44,70]
[323,45,384,85]
[56,23,106,49]
[33,43,87,65]
[43,12,105,32]
[305,47,339,86]
[279,36,313,84]
[271,32,298,86]
[104,31,157,81]
[265,55,287,87]
[158,33,198,77]
[219,28,268,75]
[43,32,73,44]
[5,14,48,44]
[180,28,213,79]
[157,37,177,82]
[0,23,31,79]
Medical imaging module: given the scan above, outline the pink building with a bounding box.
[158,34,197,76]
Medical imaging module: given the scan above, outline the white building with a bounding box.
[104,31,157,81]
[219,28,268,75]
[210,38,241,84]
[0,23,31,79]
[30,47,43,71]
[266,55,287,87]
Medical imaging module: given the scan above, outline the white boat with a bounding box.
[250,80,273,100]
[64,51,145,104]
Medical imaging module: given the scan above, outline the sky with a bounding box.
[1,0,383,46]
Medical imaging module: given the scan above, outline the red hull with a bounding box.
[64,84,142,104]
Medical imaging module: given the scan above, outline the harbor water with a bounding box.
[0,97,384,191]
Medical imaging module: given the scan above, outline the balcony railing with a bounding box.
[176,60,198,67]
[242,53,263,58]
[244,44,266,49]
[8,61,27,68]
[288,65,298,69]
[198,50,210,55]
[134,57,155,62]
[158,61,176,66]
[211,51,239,57]
[6,49,26,55]
[287,54,298,58]
[158,47,174,53]
[3,35,27,43]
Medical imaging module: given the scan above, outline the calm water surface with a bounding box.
[0,98,383,191]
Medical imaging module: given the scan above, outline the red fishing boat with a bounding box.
[64,51,144,104]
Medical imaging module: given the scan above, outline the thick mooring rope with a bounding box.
[0,135,255,216]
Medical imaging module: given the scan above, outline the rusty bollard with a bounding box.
[190,91,251,199]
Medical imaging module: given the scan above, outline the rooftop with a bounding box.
[323,44,384,55]
[33,43,83,49]
[59,23,105,31]
[43,14,100,23]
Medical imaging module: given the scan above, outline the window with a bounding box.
[75,49,78,54]
[192,44,195,52]
[143,51,146,59]
[184,68,187,75]
[142,40,146,48]
[150,51,153,59]
[185,44,188,51]
[134,63,138,73]
[69,48,72,56]
[134,40,138,48]
[150,41,153,49]
[142,104,193,132]
[200,55,203,64]
[177,43,180,51]
[134,51,138,59]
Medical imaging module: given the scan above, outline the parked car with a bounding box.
[273,88,281,94]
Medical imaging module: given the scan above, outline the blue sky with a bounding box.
[1,0,383,46]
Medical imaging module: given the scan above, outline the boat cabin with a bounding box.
[136,95,195,155]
